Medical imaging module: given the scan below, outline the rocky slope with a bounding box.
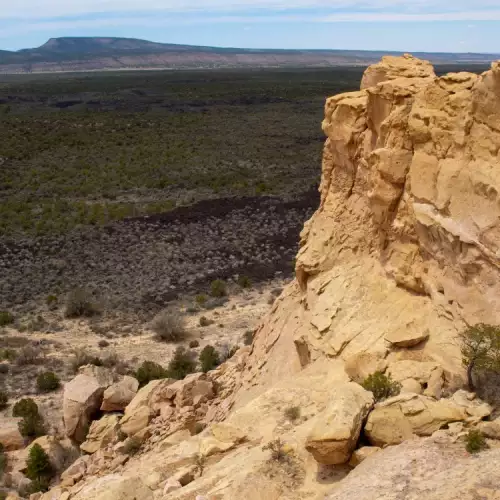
[2,55,500,500]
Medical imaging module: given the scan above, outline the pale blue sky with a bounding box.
[1,0,499,53]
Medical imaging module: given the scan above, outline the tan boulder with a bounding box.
[365,394,467,446]
[199,423,247,457]
[344,352,388,383]
[71,474,153,500]
[387,360,440,384]
[0,417,24,451]
[348,446,381,467]
[60,455,89,481]
[101,376,139,412]
[80,414,120,454]
[384,329,429,347]
[305,382,374,464]
[78,364,116,387]
[120,406,151,437]
[477,419,500,439]
[400,378,422,394]
[63,374,106,442]
[450,390,492,419]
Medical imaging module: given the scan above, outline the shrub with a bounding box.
[465,429,488,454]
[135,360,168,387]
[65,288,100,318]
[123,436,142,455]
[237,275,252,289]
[19,413,46,438]
[459,323,500,390]
[16,345,43,366]
[199,345,220,373]
[361,371,401,402]
[262,438,288,462]
[199,316,213,327]
[45,294,58,310]
[0,364,8,374]
[243,330,254,346]
[25,443,53,490]
[166,347,196,380]
[98,339,110,348]
[189,340,200,348]
[151,310,186,342]
[284,406,300,422]
[0,390,8,410]
[71,348,102,373]
[195,294,207,306]
[0,348,16,362]
[0,311,14,327]
[36,372,60,393]
[210,280,227,298]
[0,443,7,476]
[12,398,39,418]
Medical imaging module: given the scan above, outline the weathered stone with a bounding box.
[384,329,429,347]
[63,374,106,442]
[101,376,139,412]
[163,478,182,494]
[477,419,500,439]
[400,378,422,394]
[305,382,374,464]
[348,446,381,467]
[80,414,120,454]
[344,352,388,383]
[450,390,492,419]
[365,394,467,446]
[0,417,24,451]
[120,406,151,437]
[78,365,116,387]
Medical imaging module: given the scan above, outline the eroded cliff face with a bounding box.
[234,55,500,407]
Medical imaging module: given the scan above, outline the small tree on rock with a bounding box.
[459,323,500,390]
[25,443,53,492]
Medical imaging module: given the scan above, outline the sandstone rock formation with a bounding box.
[100,376,139,412]
[80,414,121,454]
[234,54,500,408]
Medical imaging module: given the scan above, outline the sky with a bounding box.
[1,0,500,53]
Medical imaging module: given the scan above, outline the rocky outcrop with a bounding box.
[80,414,121,454]
[101,377,139,412]
[234,55,500,407]
[0,418,24,451]
[327,437,500,500]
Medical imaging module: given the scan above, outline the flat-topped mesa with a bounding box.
[233,55,500,407]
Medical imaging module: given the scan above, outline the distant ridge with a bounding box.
[1,36,499,73]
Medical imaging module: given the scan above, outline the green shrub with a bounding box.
[0,491,7,500]
[237,275,252,289]
[284,406,300,422]
[18,413,46,438]
[210,280,227,298]
[361,371,401,402]
[465,429,488,454]
[189,340,200,348]
[195,294,207,306]
[0,390,8,410]
[12,398,39,418]
[45,294,58,310]
[0,348,16,362]
[199,316,213,327]
[459,323,500,390]
[0,364,7,374]
[65,288,100,318]
[151,310,187,342]
[0,311,14,327]
[24,443,53,490]
[199,345,220,373]
[243,330,254,346]
[166,347,196,380]
[262,438,288,462]
[135,360,168,387]
[36,372,60,393]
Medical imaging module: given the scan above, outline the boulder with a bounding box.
[384,329,429,347]
[120,406,151,437]
[163,478,182,494]
[450,390,492,419]
[365,393,467,446]
[60,455,89,481]
[387,360,440,384]
[199,423,247,457]
[71,474,153,500]
[0,417,24,451]
[344,352,388,383]
[101,376,139,412]
[477,418,500,439]
[78,365,116,387]
[400,378,422,394]
[348,446,381,467]
[80,414,120,454]
[305,382,374,464]
[63,374,106,442]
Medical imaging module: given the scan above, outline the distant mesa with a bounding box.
[1,36,499,73]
